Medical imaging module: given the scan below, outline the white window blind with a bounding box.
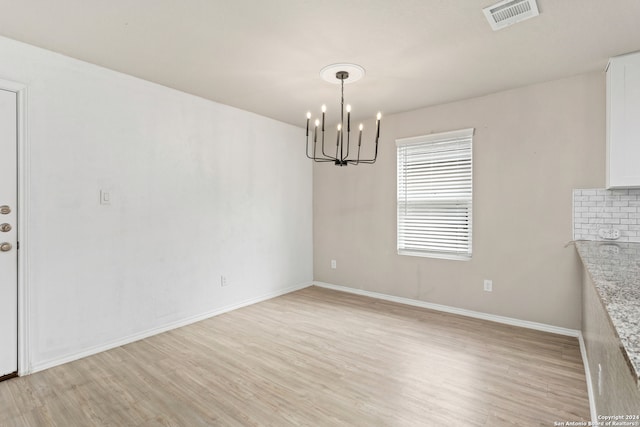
[396,128,473,260]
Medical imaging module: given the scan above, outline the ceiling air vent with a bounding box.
[483,0,539,31]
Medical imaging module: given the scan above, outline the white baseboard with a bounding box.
[30,281,314,374]
[578,332,598,422]
[313,281,580,337]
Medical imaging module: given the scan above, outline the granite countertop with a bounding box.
[575,240,640,386]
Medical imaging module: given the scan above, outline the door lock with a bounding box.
[0,223,11,232]
[0,242,12,252]
[0,205,10,215]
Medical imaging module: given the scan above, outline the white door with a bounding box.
[0,88,17,378]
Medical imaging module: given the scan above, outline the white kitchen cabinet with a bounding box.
[607,51,640,188]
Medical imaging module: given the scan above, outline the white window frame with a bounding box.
[396,128,474,261]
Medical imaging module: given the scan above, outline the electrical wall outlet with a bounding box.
[220,275,228,287]
[331,259,337,269]
[99,189,111,205]
[598,228,621,240]
[483,279,493,292]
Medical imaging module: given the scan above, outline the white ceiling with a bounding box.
[1,0,639,126]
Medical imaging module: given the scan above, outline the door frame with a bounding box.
[0,78,30,376]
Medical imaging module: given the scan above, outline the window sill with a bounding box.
[398,250,472,261]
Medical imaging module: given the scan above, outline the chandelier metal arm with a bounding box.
[345,125,380,164]
[306,116,338,162]
[306,136,337,162]
[344,101,351,162]
[321,137,336,160]
[320,114,336,160]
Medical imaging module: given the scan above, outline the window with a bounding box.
[396,128,473,260]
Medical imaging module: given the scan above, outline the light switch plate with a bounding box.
[100,189,111,205]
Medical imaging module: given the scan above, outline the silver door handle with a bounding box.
[0,205,10,215]
[0,223,11,232]
[0,242,12,252]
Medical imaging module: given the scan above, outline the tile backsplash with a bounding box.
[573,188,640,242]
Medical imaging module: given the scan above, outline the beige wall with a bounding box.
[313,72,605,329]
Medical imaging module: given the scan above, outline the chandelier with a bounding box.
[305,64,381,166]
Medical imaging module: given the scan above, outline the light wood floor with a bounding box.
[0,286,590,426]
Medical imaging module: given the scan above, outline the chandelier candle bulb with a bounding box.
[321,104,326,132]
[346,104,351,132]
[306,112,311,136]
[358,124,363,146]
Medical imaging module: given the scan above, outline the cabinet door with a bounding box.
[607,53,640,188]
